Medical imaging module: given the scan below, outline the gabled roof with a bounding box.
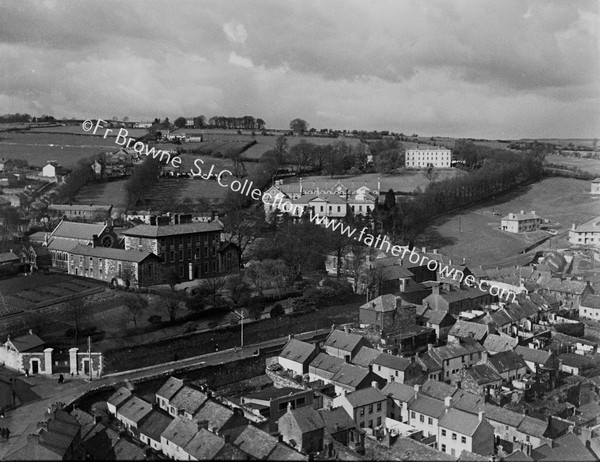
[344,387,386,408]
[487,350,527,374]
[515,346,554,367]
[267,443,308,461]
[68,244,160,263]
[351,346,382,367]
[284,406,325,433]
[382,382,417,403]
[581,294,600,309]
[156,377,185,401]
[531,432,595,461]
[324,329,370,354]
[361,293,402,312]
[170,386,208,415]
[51,220,106,240]
[537,276,590,295]
[309,353,345,377]
[439,408,486,436]
[279,339,317,364]
[121,221,223,238]
[390,435,456,461]
[0,251,19,263]
[502,211,540,221]
[482,404,524,428]
[8,333,45,352]
[379,265,415,280]
[331,363,372,389]
[161,416,197,448]
[116,396,152,424]
[425,311,456,327]
[430,339,485,362]
[453,391,486,415]
[137,410,172,442]
[416,351,442,372]
[420,379,460,400]
[483,334,518,353]
[504,449,533,462]
[408,395,446,418]
[107,387,132,409]
[516,415,548,439]
[192,400,234,431]
[183,428,226,460]
[448,320,489,341]
[318,407,356,434]
[465,363,502,385]
[232,424,279,460]
[373,353,414,371]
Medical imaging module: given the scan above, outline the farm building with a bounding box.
[500,211,542,233]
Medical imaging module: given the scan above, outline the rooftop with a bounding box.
[373,352,414,371]
[8,333,45,352]
[51,220,106,240]
[68,244,159,263]
[344,387,386,408]
[161,416,198,448]
[361,293,402,312]
[331,363,372,389]
[122,221,223,238]
[107,387,132,409]
[438,408,485,436]
[279,338,317,364]
[483,334,518,353]
[351,346,382,368]
[408,395,447,418]
[155,376,185,401]
[487,350,527,374]
[137,409,172,442]
[116,396,153,424]
[381,382,417,403]
[448,320,489,341]
[324,329,370,353]
[170,386,208,415]
[285,406,326,433]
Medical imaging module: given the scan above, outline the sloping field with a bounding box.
[545,155,600,176]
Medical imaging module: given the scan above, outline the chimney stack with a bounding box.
[478,410,484,422]
[371,380,379,389]
[445,396,452,408]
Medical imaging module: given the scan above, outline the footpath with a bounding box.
[0,328,330,460]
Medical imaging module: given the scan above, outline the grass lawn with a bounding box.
[419,177,600,267]
[545,155,600,176]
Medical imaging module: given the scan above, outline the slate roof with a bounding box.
[267,442,308,461]
[0,251,19,264]
[426,311,456,327]
[531,432,595,461]
[361,293,402,312]
[482,404,523,428]
[51,221,106,240]
[559,352,595,369]
[516,415,547,439]
[351,346,382,367]
[161,416,197,448]
[68,244,159,263]
[107,387,132,409]
[318,407,356,434]
[232,424,279,459]
[380,265,415,280]
[183,428,226,460]
[502,211,540,221]
[466,364,503,385]
[390,436,456,461]
[570,216,600,234]
[170,386,208,415]
[286,406,326,433]
[430,339,485,362]
[324,329,370,354]
[122,221,223,238]
[381,382,417,403]
[9,333,45,352]
[113,437,146,460]
[453,391,486,415]
[483,334,518,353]
[116,396,152,424]
[373,353,414,371]
[279,339,317,364]
[515,346,554,367]
[416,351,442,372]
[485,308,513,327]
[48,204,112,212]
[192,400,234,431]
[487,350,527,374]
[420,379,460,400]
[331,363,372,389]
[137,410,172,442]
[408,395,446,418]
[439,408,485,436]
[81,422,120,460]
[344,387,386,408]
[156,376,185,401]
[503,449,534,462]
[537,277,590,295]
[581,294,600,309]
[448,320,489,341]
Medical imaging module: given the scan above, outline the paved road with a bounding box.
[0,328,330,460]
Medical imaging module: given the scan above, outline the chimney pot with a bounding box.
[445,396,452,407]
[478,410,484,422]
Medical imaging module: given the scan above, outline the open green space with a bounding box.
[545,155,600,176]
[420,177,600,267]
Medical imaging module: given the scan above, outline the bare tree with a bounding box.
[123,294,148,328]
[164,293,182,323]
[197,276,228,307]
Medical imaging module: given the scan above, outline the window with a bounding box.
[411,411,415,419]
[368,420,373,428]
[376,416,381,426]
[297,397,305,406]
[452,433,457,440]
[441,444,446,452]
[179,266,184,278]
[441,429,446,436]
[420,415,424,423]
[359,422,364,428]
[461,436,466,444]
[368,405,373,414]
[360,407,365,416]
[170,251,175,263]
[377,402,382,412]
[428,417,432,425]
[179,249,184,260]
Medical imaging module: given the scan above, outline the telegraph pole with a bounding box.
[88,336,92,381]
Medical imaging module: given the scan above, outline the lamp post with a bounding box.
[233,310,244,348]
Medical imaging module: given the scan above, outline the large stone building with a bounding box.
[405,147,452,168]
[121,214,239,280]
[67,244,162,287]
[47,204,113,221]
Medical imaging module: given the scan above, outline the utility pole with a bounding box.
[233,310,244,348]
[88,336,92,381]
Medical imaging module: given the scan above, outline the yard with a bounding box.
[419,177,600,267]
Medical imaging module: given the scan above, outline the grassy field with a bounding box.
[76,178,129,211]
[545,155,600,176]
[419,177,600,267]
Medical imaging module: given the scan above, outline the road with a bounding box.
[0,327,330,460]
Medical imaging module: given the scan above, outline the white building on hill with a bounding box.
[405,147,451,168]
[569,216,600,247]
[500,211,542,233]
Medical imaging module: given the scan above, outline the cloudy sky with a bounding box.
[1,0,598,139]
